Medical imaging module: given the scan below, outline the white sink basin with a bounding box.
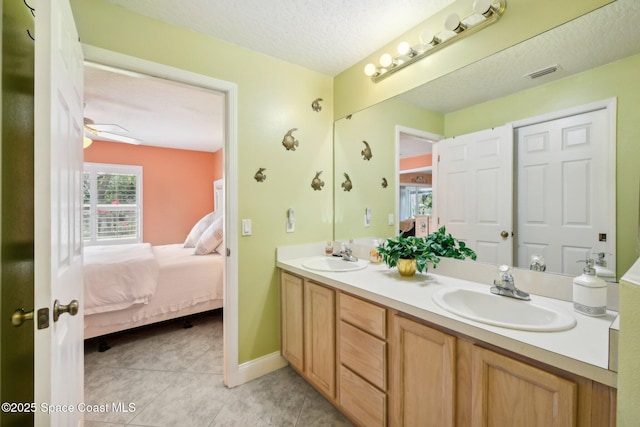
[432,288,576,332]
[302,256,369,272]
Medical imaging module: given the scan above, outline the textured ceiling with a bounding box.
[85,0,640,152]
[400,0,640,115]
[105,0,455,76]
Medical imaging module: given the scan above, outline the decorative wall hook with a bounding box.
[254,167,267,182]
[281,128,299,151]
[311,98,323,112]
[341,173,353,192]
[361,140,372,160]
[381,177,388,188]
[311,171,325,191]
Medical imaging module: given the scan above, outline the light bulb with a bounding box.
[397,41,415,57]
[364,63,378,77]
[419,30,438,47]
[379,53,394,68]
[473,0,493,16]
[444,13,465,33]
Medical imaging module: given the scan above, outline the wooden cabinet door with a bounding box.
[305,281,336,398]
[471,346,577,427]
[280,272,304,372]
[390,315,456,427]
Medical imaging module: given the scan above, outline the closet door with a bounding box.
[515,109,612,275]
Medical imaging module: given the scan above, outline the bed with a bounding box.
[83,242,224,340]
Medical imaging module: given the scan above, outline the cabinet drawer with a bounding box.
[339,293,386,339]
[340,365,387,427]
[340,321,386,390]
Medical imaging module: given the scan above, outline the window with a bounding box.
[399,184,432,220]
[83,163,142,245]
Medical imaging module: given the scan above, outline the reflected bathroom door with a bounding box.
[437,126,513,265]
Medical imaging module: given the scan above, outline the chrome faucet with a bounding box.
[491,265,530,301]
[594,252,608,267]
[339,245,358,262]
[529,255,546,272]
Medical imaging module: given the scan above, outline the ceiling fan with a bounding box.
[84,117,143,147]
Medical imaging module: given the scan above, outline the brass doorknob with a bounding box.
[500,230,509,238]
[53,299,79,322]
[11,308,34,327]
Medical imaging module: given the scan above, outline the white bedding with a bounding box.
[84,243,224,339]
[83,243,160,315]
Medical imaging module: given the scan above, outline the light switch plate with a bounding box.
[241,219,252,236]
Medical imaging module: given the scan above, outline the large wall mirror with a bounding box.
[334,0,640,279]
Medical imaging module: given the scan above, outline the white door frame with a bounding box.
[395,126,443,231]
[509,98,617,275]
[81,45,242,386]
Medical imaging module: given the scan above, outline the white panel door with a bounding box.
[437,126,513,265]
[34,0,85,425]
[515,109,611,276]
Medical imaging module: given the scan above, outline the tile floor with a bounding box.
[83,310,354,427]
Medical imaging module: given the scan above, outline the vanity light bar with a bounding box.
[366,0,507,83]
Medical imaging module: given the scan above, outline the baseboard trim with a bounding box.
[226,351,288,388]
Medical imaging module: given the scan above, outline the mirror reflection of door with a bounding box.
[515,107,614,276]
[437,126,514,266]
[398,130,436,237]
[437,102,615,276]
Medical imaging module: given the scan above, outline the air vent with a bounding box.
[524,65,559,79]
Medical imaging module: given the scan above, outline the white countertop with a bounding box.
[277,247,618,388]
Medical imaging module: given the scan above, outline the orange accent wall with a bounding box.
[400,153,432,171]
[84,140,223,245]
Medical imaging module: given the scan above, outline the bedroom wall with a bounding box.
[399,154,432,171]
[84,140,223,245]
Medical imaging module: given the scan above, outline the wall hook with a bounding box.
[311,98,323,112]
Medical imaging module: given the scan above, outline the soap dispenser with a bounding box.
[573,259,607,317]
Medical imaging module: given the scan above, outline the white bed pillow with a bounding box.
[195,217,224,255]
[183,211,215,248]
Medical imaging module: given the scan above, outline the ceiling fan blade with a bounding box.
[84,125,142,145]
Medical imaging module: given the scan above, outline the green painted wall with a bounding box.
[70,0,334,363]
[445,53,640,278]
[619,275,640,426]
[334,98,443,241]
[334,0,613,120]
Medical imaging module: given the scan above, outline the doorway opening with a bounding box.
[82,45,239,386]
[395,126,442,237]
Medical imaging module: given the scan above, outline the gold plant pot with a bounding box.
[397,258,417,277]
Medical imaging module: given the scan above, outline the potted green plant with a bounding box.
[377,226,476,277]
[423,226,477,261]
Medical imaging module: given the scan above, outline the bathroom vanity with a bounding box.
[277,245,618,427]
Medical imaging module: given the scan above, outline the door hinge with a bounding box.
[226,248,231,257]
